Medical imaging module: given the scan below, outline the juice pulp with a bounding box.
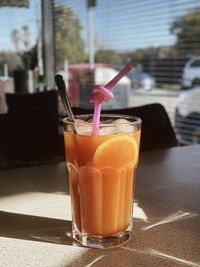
[64,126,140,236]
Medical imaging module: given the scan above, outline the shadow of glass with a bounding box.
[0,210,75,246]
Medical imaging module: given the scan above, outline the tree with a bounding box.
[0,52,24,73]
[21,45,37,70]
[11,25,33,70]
[11,25,32,52]
[95,49,122,64]
[170,7,200,55]
[22,25,31,51]
[128,49,146,64]
[21,25,32,69]
[12,29,20,52]
[54,5,85,66]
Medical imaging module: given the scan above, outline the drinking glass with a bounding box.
[63,114,141,248]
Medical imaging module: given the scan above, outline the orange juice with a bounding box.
[64,114,141,248]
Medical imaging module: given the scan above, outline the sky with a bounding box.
[0,0,200,52]
[0,0,40,51]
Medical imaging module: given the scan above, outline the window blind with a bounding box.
[0,0,200,145]
[53,0,200,145]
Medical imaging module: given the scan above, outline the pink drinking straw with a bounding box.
[89,63,133,134]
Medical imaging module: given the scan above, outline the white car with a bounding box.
[182,56,200,88]
[175,86,200,144]
[114,65,155,91]
[127,70,155,91]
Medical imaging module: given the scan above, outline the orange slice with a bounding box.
[93,135,138,169]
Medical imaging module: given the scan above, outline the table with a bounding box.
[0,145,200,267]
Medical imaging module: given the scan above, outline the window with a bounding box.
[53,0,200,145]
[191,60,200,67]
[1,0,200,145]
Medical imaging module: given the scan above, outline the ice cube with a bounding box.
[112,119,134,133]
[75,119,92,135]
[99,125,117,136]
[75,119,87,125]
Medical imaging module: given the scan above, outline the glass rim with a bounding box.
[63,114,142,126]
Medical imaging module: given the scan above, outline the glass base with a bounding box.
[72,229,131,249]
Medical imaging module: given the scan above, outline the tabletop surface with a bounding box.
[0,145,200,267]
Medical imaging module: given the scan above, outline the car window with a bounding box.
[142,73,150,78]
[128,71,142,78]
[190,60,200,67]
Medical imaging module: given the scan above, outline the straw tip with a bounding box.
[127,63,134,69]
